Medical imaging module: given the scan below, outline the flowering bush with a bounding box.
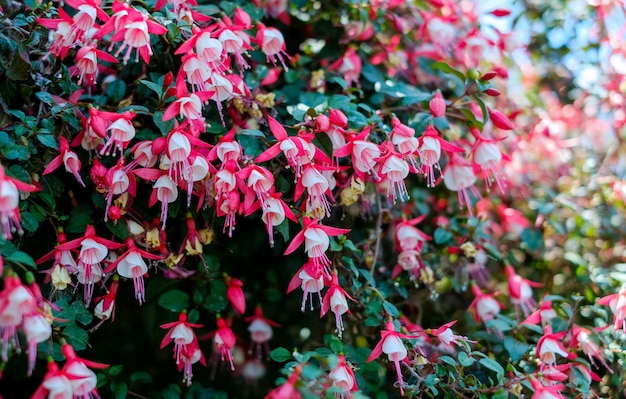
[0,0,625,398]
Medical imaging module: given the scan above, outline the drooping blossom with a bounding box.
[335,126,380,181]
[0,165,39,240]
[328,47,362,87]
[427,320,475,352]
[442,153,480,215]
[536,326,575,368]
[160,311,205,386]
[30,359,78,399]
[366,320,418,395]
[245,306,280,359]
[61,343,109,399]
[321,273,354,339]
[287,260,326,312]
[284,217,350,271]
[467,285,503,325]
[328,354,358,398]
[256,23,290,70]
[104,238,163,304]
[418,125,463,188]
[43,137,86,187]
[505,265,542,318]
[597,285,626,331]
[265,365,302,399]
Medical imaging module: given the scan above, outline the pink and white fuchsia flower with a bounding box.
[328,354,358,398]
[443,153,481,215]
[321,273,355,339]
[505,265,542,318]
[255,23,290,70]
[245,306,280,359]
[367,320,419,396]
[287,260,326,312]
[598,285,626,331]
[160,311,205,386]
[0,165,39,240]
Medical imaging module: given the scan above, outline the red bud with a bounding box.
[481,71,497,81]
[484,88,501,96]
[490,9,511,17]
[162,72,173,89]
[329,109,348,128]
[488,108,514,130]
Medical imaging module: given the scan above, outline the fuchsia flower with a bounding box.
[284,217,350,271]
[367,320,418,395]
[255,23,290,70]
[442,153,481,214]
[265,365,302,399]
[31,359,78,399]
[161,311,205,386]
[569,325,612,371]
[245,306,280,359]
[257,192,297,247]
[163,75,212,134]
[321,273,355,339]
[0,164,39,240]
[536,326,575,368]
[470,128,508,193]
[529,377,565,399]
[93,277,119,330]
[395,215,431,253]
[287,260,326,312]
[43,137,86,187]
[522,298,557,327]
[376,142,411,203]
[505,265,542,318]
[418,126,464,188]
[390,117,419,169]
[71,43,118,86]
[335,126,380,181]
[427,320,475,352]
[61,343,109,398]
[328,47,362,87]
[467,285,503,325]
[208,316,237,372]
[225,275,246,314]
[597,285,626,331]
[328,354,358,398]
[104,238,163,304]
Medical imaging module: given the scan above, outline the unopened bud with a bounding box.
[329,109,348,128]
[484,88,501,96]
[108,206,122,221]
[316,114,330,131]
[429,91,446,118]
[488,108,514,130]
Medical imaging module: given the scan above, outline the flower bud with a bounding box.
[329,109,348,128]
[108,205,122,221]
[481,71,497,81]
[316,114,330,131]
[484,88,501,96]
[488,108,514,130]
[429,91,446,118]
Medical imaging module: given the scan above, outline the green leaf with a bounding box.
[20,212,39,232]
[203,280,228,312]
[66,213,93,234]
[106,220,129,240]
[458,351,475,367]
[361,64,384,83]
[63,324,89,350]
[237,135,262,158]
[504,336,529,362]
[431,61,466,82]
[71,300,93,325]
[479,357,504,379]
[107,80,127,104]
[37,134,58,150]
[361,269,376,288]
[139,80,163,97]
[5,251,36,269]
[270,347,291,363]
[130,371,153,385]
[433,228,453,245]
[382,301,399,317]
[158,290,189,312]
[153,111,175,136]
[35,91,55,105]
[111,381,128,399]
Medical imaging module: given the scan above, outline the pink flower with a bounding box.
[418,126,463,187]
[488,107,515,130]
[210,316,237,371]
[530,377,565,399]
[597,285,626,331]
[390,117,419,169]
[30,360,77,399]
[0,164,39,240]
[321,273,355,339]
[427,320,475,352]
[160,311,205,385]
[367,320,418,396]
[328,354,358,398]
[376,142,411,203]
[225,275,246,314]
[265,365,302,399]
[55,225,123,305]
[468,285,503,325]
[104,238,163,304]
[42,137,86,187]
[570,325,612,371]
[536,326,575,368]
[0,275,36,362]
[394,215,431,252]
[470,128,508,193]
[61,343,109,399]
[256,23,290,70]
[100,112,136,157]
[245,306,280,359]
[328,48,362,87]
[442,153,480,215]
[335,126,380,181]
[72,43,118,86]
[287,260,326,312]
[505,265,542,317]
[284,217,350,271]
[257,192,297,247]
[522,298,557,327]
